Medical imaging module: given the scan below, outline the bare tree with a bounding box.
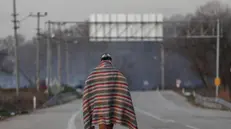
[167,1,231,97]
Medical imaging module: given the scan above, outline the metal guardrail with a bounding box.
[215,98,231,110]
[193,93,231,110]
[181,88,231,110]
[42,92,81,108]
[193,93,222,109]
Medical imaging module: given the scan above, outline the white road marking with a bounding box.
[134,107,175,123]
[71,102,198,129]
[165,119,175,123]
[135,107,200,129]
[135,107,163,121]
[186,125,200,129]
[66,109,82,129]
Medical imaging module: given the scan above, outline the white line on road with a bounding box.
[66,109,82,129]
[134,107,175,123]
[165,119,175,123]
[135,107,201,129]
[68,105,199,129]
[186,125,200,129]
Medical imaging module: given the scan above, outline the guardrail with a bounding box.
[193,93,231,110]
[215,98,231,110]
[193,93,223,109]
[181,88,231,110]
[42,92,81,108]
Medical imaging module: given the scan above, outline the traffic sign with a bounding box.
[214,77,221,86]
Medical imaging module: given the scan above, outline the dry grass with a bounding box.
[0,88,49,112]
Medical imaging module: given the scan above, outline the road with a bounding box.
[1,91,231,129]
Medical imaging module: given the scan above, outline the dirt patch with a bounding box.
[218,90,230,102]
[0,88,49,121]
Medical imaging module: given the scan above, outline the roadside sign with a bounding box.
[176,79,181,88]
[214,77,221,86]
[143,80,149,86]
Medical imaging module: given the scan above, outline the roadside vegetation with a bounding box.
[166,1,231,101]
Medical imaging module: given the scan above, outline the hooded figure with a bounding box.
[82,53,138,129]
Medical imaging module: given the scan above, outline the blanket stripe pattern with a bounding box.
[82,61,138,129]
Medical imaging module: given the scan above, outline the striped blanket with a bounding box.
[82,61,138,129]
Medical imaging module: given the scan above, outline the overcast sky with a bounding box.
[0,0,230,39]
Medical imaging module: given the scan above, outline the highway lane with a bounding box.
[0,100,82,129]
[1,91,231,129]
[130,91,231,129]
[75,91,231,129]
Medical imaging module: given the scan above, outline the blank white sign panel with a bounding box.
[89,13,163,42]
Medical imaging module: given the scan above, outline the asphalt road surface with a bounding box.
[1,91,231,129]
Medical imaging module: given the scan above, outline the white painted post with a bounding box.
[176,79,181,88]
[33,96,36,110]
[182,88,185,94]
[193,91,196,97]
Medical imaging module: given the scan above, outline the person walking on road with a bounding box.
[82,53,138,129]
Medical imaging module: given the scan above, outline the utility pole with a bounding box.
[30,12,47,91]
[58,23,62,86]
[46,21,52,88]
[64,29,71,85]
[49,21,79,86]
[65,38,69,85]
[215,19,220,98]
[161,42,165,90]
[12,0,20,96]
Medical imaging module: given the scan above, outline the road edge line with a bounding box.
[134,107,175,123]
[66,109,82,129]
[186,125,200,129]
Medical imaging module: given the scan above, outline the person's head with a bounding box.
[101,53,112,61]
